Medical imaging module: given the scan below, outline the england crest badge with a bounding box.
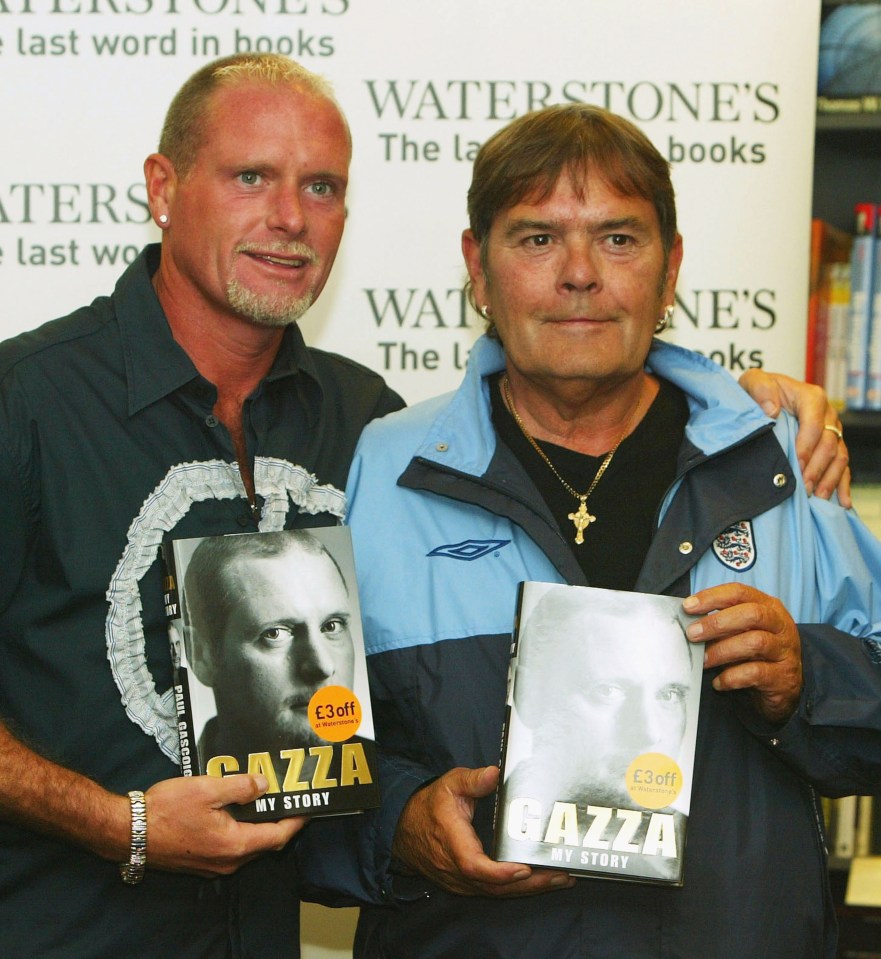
[712,520,756,572]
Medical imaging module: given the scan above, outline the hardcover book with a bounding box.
[846,203,876,410]
[163,526,380,822]
[806,218,853,388]
[493,582,702,886]
[866,206,881,409]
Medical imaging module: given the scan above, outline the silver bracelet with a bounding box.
[118,790,147,885]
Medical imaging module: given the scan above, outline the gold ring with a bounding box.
[824,424,843,441]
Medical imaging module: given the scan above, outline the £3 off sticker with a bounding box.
[308,685,362,742]
[625,752,684,810]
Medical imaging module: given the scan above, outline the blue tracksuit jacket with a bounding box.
[299,335,881,959]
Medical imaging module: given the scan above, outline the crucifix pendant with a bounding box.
[568,498,596,545]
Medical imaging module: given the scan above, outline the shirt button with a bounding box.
[678,541,693,555]
[773,473,786,488]
[436,442,449,453]
[769,738,780,747]
[205,415,219,428]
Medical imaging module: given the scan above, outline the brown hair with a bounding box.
[158,53,348,178]
[466,104,677,318]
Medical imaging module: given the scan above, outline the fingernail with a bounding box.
[550,875,571,886]
[682,596,699,611]
[686,622,703,640]
[512,869,530,881]
[761,401,776,416]
[253,774,268,792]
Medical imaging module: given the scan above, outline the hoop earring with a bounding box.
[655,304,674,334]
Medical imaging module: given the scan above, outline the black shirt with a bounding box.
[491,374,689,590]
[0,244,403,959]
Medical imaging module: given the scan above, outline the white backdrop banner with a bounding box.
[1,0,820,404]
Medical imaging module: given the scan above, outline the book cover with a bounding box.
[163,526,380,822]
[846,203,877,410]
[493,582,702,886]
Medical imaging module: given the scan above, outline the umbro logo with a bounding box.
[427,539,510,561]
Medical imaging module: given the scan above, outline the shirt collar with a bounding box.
[116,244,319,416]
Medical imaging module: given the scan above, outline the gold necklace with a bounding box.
[502,375,641,545]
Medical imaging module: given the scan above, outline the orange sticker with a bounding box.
[625,752,684,810]
[308,685,362,743]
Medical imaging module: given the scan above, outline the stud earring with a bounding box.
[158,214,169,225]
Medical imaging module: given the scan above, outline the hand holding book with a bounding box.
[683,582,802,725]
[392,764,575,898]
[134,773,305,878]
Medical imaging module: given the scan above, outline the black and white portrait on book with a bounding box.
[496,582,702,883]
[172,526,375,763]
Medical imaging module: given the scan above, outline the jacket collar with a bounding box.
[413,334,774,475]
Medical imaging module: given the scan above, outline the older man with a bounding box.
[300,105,881,958]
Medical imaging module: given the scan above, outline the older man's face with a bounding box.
[463,169,681,395]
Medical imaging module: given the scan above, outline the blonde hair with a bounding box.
[158,53,348,177]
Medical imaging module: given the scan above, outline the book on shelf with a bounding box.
[846,203,877,411]
[807,218,853,389]
[834,794,860,859]
[825,261,852,412]
[825,793,879,862]
[867,208,881,409]
[163,525,380,823]
[817,94,881,116]
[492,582,702,886]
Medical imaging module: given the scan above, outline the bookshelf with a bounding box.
[813,9,881,958]
[814,2,881,480]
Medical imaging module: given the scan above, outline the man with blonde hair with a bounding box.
[0,53,401,958]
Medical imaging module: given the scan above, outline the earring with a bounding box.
[158,214,169,225]
[479,305,491,319]
[655,304,674,334]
